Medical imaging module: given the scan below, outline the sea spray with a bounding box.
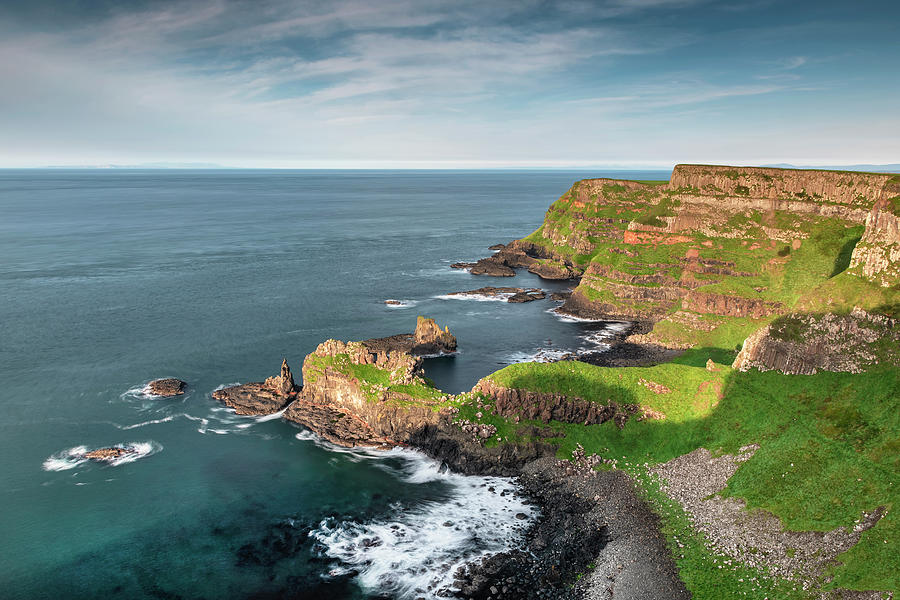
[298,432,537,599]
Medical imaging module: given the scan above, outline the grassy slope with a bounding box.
[468,174,899,597]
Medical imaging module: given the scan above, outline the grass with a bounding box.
[477,357,900,595]
[455,168,900,595]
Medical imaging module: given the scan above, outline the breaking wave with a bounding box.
[300,432,536,599]
[42,441,162,471]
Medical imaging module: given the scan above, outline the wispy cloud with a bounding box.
[0,0,896,166]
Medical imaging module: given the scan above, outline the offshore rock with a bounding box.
[413,316,457,354]
[148,378,186,397]
[447,286,545,302]
[83,447,137,461]
[212,359,299,415]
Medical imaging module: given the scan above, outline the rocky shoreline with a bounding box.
[204,309,686,599]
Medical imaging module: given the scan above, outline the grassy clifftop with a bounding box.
[462,165,900,598]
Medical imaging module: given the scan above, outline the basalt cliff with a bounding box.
[471,164,899,374]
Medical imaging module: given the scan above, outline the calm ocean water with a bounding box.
[0,169,669,599]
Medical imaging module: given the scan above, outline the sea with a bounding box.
[0,169,669,599]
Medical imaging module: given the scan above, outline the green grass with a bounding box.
[478,358,900,595]
[304,352,446,403]
[463,169,900,596]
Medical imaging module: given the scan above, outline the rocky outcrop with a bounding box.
[412,316,457,354]
[148,378,186,396]
[464,240,581,280]
[212,359,299,415]
[732,309,900,374]
[474,379,640,428]
[282,318,459,447]
[681,290,782,319]
[446,286,546,302]
[849,195,900,286]
[83,447,136,461]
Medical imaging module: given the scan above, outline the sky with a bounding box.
[1,0,898,168]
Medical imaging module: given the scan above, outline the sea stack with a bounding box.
[413,316,457,354]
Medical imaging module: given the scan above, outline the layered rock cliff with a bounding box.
[848,187,900,286]
[732,309,899,375]
[474,165,899,357]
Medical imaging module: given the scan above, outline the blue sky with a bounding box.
[1,0,898,168]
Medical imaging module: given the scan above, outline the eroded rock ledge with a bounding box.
[212,358,299,415]
[732,308,900,374]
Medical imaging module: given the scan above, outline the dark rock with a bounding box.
[446,287,546,303]
[212,358,299,416]
[148,378,186,397]
[548,290,572,302]
[470,258,516,277]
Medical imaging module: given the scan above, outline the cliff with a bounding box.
[848,187,900,286]
[732,308,899,375]
[484,164,899,357]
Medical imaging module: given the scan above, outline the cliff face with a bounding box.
[511,165,897,353]
[732,309,899,375]
[669,165,893,222]
[848,194,900,287]
[474,379,639,428]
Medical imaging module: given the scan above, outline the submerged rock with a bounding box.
[212,358,299,415]
[148,378,186,397]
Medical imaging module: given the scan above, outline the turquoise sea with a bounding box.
[0,169,669,599]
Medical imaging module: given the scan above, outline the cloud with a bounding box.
[0,0,896,166]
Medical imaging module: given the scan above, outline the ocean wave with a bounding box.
[110,414,182,430]
[304,437,536,599]
[435,293,510,302]
[384,299,419,309]
[503,348,574,364]
[545,306,602,322]
[42,441,162,471]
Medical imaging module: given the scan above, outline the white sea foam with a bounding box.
[300,433,536,599]
[545,306,602,322]
[111,414,181,430]
[384,299,419,309]
[42,441,162,471]
[435,293,511,302]
[503,348,574,364]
